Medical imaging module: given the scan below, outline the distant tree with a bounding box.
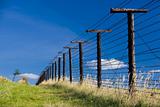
[12,69,20,81]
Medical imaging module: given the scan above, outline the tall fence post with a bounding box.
[48,65,50,80]
[64,46,77,83]
[40,72,45,84]
[47,67,50,81]
[42,72,45,83]
[45,70,47,81]
[71,41,85,85]
[52,63,54,80]
[110,8,148,96]
[69,48,72,83]
[36,72,45,85]
[49,65,52,80]
[46,69,48,81]
[55,61,57,81]
[97,32,101,88]
[63,53,66,81]
[58,57,61,81]
[86,29,111,88]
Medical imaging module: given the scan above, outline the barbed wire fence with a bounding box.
[36,0,160,98]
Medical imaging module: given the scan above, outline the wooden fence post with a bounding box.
[86,29,111,88]
[111,8,148,96]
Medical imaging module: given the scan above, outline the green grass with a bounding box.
[42,84,122,107]
[0,78,160,107]
[0,79,120,107]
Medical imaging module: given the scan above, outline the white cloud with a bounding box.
[86,58,127,70]
[18,73,39,80]
[148,70,160,74]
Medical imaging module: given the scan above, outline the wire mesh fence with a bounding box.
[36,0,160,97]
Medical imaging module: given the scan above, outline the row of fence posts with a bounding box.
[36,8,148,96]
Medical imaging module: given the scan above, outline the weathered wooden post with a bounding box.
[86,29,111,88]
[55,61,57,81]
[64,46,77,83]
[111,8,148,96]
[47,67,50,81]
[71,40,85,85]
[36,72,44,85]
[41,72,45,83]
[49,64,52,80]
[63,53,66,81]
[45,69,48,81]
[58,57,61,81]
[52,63,54,80]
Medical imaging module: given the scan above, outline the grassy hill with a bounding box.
[0,77,159,107]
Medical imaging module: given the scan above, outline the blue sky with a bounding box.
[0,0,112,82]
[0,0,159,84]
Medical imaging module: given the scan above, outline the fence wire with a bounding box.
[36,0,160,97]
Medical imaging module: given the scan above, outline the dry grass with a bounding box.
[1,76,160,107]
[40,78,160,107]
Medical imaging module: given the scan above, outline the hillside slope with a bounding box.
[0,77,159,107]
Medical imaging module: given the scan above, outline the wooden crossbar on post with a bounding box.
[111,8,148,96]
[86,29,112,88]
[64,46,78,83]
[110,8,148,13]
[71,40,86,85]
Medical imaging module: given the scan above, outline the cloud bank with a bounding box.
[18,73,39,80]
[148,70,160,73]
[86,58,127,70]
